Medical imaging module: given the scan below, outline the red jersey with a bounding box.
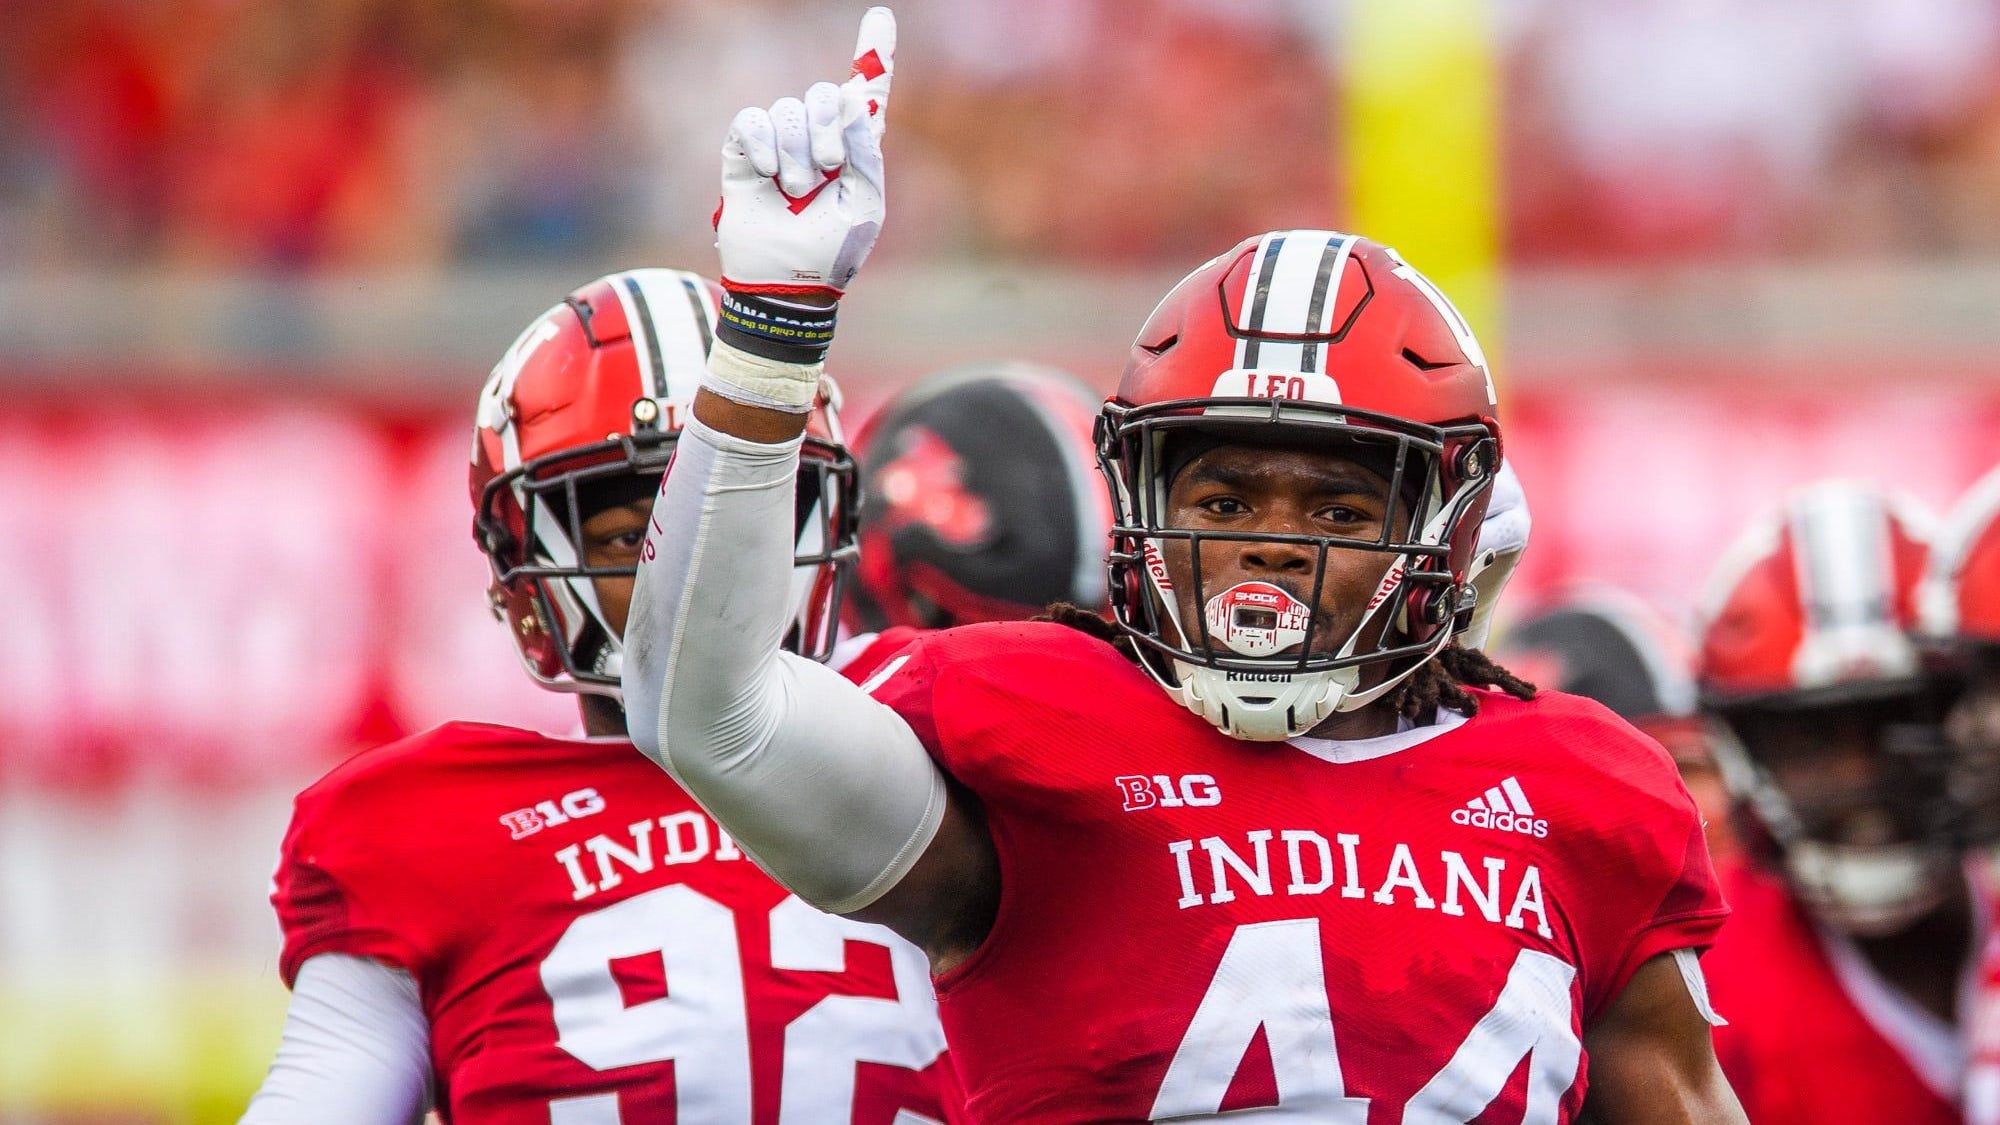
[865,622,1727,1124]
[1706,862,1965,1125]
[272,633,950,1125]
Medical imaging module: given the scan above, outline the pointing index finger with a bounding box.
[842,6,895,134]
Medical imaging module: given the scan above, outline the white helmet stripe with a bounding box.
[615,275,666,400]
[614,269,718,404]
[1233,231,1357,374]
[638,271,715,403]
[1232,232,1282,370]
[1792,485,1889,631]
[677,273,716,359]
[1787,483,1917,686]
[1298,234,1356,374]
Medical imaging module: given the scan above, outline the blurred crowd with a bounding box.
[9,0,2000,272]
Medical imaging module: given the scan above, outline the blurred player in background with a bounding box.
[1491,587,1735,865]
[1922,464,2000,1125]
[240,268,955,1124]
[1695,480,1982,1124]
[846,361,1111,633]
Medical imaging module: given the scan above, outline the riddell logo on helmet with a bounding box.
[1450,777,1549,838]
[1364,562,1407,614]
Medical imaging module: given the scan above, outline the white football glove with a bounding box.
[715,6,894,300]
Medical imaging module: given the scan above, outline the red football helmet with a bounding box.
[1098,230,1502,739]
[1696,481,1931,702]
[850,362,1111,631]
[1695,481,1953,935]
[470,268,856,699]
[1922,462,2000,649]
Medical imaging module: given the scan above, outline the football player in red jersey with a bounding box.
[1694,481,1983,1125]
[846,361,1113,633]
[622,10,1744,1122]
[240,267,956,1124]
[1920,464,2000,1125]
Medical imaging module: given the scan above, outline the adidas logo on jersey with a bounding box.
[1450,777,1549,838]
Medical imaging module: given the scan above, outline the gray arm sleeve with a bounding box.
[238,954,431,1125]
[623,411,947,914]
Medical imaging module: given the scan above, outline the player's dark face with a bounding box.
[1729,697,1932,848]
[581,498,654,639]
[1945,671,2000,841]
[1161,443,1400,666]
[1947,677,2000,760]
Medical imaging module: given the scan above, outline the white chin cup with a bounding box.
[1170,660,1359,741]
[1784,840,1955,937]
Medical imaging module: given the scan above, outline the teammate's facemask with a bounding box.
[1711,686,1967,935]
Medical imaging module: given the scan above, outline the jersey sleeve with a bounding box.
[271,781,428,988]
[835,626,926,686]
[857,631,948,760]
[1585,743,1731,1022]
[1606,802,1728,998]
[863,622,1152,797]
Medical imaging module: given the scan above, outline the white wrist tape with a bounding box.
[703,337,823,414]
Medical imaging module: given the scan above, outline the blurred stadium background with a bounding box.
[5,0,2000,1120]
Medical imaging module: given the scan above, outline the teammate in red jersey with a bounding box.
[1694,481,1985,1125]
[240,267,955,1125]
[847,361,1112,633]
[622,11,1743,1121]
[1921,464,2000,1125]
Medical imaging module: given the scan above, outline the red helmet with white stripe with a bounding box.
[1695,481,1953,935]
[1098,231,1502,740]
[1922,462,2000,650]
[471,268,856,699]
[1696,481,1931,702]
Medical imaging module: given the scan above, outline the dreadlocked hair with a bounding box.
[1036,601,1140,661]
[1386,644,1537,722]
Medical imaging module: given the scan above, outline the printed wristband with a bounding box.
[716,290,838,365]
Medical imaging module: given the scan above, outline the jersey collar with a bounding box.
[1285,707,1469,764]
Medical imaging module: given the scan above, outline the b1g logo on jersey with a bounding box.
[499,787,607,840]
[1451,777,1549,838]
[1118,774,1221,812]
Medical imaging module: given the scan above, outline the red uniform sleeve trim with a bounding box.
[279,931,426,990]
[1595,812,1731,1023]
[1598,904,1732,1023]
